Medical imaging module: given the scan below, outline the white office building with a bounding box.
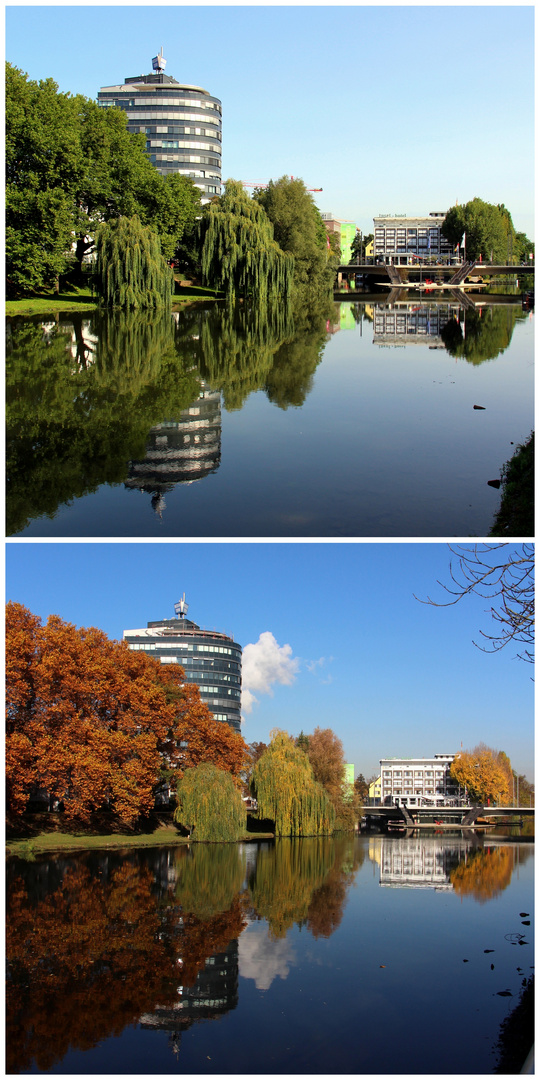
[373,212,457,265]
[380,754,459,807]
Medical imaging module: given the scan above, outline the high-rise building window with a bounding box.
[98,51,222,202]
[123,597,241,733]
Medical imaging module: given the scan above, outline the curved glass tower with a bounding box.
[97,50,222,202]
[123,597,242,733]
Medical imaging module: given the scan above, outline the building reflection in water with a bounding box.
[125,381,221,517]
[140,939,239,1055]
[373,302,463,348]
[371,835,475,890]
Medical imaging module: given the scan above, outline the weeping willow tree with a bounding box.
[174,762,246,842]
[251,730,335,837]
[94,215,174,309]
[200,180,294,304]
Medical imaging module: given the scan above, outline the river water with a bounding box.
[6,833,533,1074]
[6,296,533,537]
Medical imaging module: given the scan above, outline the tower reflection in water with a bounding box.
[140,939,239,1057]
[125,381,221,517]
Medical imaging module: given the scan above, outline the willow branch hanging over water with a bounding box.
[252,730,335,837]
[174,762,246,842]
[200,180,294,303]
[95,216,173,310]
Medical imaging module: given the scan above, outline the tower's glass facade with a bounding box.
[123,603,242,733]
[97,56,222,202]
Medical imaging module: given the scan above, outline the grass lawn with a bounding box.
[6,288,99,316]
[6,284,224,317]
[5,813,274,858]
[6,826,190,858]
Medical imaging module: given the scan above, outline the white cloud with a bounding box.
[306,655,334,683]
[241,631,299,715]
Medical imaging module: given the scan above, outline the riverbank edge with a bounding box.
[6,823,276,859]
[490,432,534,536]
[5,285,223,316]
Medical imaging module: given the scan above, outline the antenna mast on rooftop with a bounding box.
[152,47,167,72]
[174,593,188,619]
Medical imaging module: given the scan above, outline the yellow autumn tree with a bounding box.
[174,762,246,842]
[251,729,335,837]
[450,744,512,804]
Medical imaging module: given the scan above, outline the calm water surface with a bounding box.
[6,297,533,537]
[7,834,533,1073]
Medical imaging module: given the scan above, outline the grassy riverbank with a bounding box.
[6,284,223,317]
[6,287,99,315]
[5,813,274,858]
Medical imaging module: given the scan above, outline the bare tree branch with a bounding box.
[415,544,534,664]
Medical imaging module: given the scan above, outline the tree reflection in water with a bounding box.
[440,304,526,365]
[5,836,531,1072]
[450,844,516,902]
[5,837,359,1070]
[7,301,333,533]
[6,311,201,534]
[173,298,333,412]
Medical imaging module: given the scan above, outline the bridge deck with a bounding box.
[339,262,529,275]
[361,805,533,828]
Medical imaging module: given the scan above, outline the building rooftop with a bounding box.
[99,79,210,94]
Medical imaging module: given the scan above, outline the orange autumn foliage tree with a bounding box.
[161,680,249,785]
[6,602,248,822]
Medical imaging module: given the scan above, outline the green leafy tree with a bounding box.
[174,762,246,841]
[200,179,294,303]
[6,63,83,293]
[6,63,199,292]
[251,729,335,837]
[94,215,173,309]
[6,186,76,296]
[256,176,337,296]
[136,172,202,263]
[350,232,373,261]
[442,198,514,262]
[513,231,534,263]
[71,98,171,272]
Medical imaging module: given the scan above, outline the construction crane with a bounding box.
[240,178,323,192]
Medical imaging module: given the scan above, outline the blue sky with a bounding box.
[5,542,534,781]
[5,4,534,236]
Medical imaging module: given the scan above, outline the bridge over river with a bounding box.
[337,260,531,288]
[361,804,534,830]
